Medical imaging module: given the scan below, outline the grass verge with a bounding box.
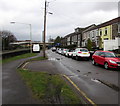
[2,53,38,64]
[18,69,83,104]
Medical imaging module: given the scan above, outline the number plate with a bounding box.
[118,64,120,66]
[83,53,87,54]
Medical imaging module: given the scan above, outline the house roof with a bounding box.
[97,17,120,28]
[82,17,120,33]
[82,24,96,33]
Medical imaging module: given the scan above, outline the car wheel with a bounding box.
[92,59,96,65]
[76,56,79,61]
[67,54,69,58]
[71,55,73,59]
[104,62,109,69]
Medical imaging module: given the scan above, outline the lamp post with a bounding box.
[10,22,32,53]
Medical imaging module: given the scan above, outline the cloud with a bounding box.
[0,0,118,41]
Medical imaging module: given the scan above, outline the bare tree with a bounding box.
[0,30,17,50]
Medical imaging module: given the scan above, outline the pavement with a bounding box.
[2,53,43,104]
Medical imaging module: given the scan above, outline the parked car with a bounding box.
[92,51,120,69]
[72,48,90,60]
[51,47,56,52]
[65,49,75,57]
[61,49,68,55]
[56,48,62,54]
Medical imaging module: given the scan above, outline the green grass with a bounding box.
[18,69,83,104]
[2,53,38,64]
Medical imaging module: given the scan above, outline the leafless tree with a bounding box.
[0,30,17,50]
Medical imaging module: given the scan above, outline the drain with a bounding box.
[91,78,101,83]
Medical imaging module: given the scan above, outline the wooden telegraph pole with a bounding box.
[43,0,47,58]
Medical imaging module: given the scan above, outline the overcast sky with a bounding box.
[0,0,119,42]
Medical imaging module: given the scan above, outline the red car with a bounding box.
[92,51,120,69]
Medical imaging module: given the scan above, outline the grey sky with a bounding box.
[0,0,119,42]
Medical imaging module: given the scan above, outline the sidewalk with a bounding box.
[2,53,42,104]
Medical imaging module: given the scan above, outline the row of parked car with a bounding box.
[51,47,120,70]
[52,47,93,60]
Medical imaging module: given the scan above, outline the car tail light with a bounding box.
[78,52,82,53]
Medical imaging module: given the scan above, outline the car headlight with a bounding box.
[109,60,116,64]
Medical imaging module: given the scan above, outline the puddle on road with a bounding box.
[56,58,60,60]
[83,72,92,76]
[77,70,80,72]
[91,78,101,84]
[91,78,120,92]
[97,79,120,92]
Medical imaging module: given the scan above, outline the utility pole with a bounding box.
[43,0,47,58]
[30,24,32,53]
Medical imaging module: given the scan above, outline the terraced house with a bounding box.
[97,17,120,49]
[60,17,120,50]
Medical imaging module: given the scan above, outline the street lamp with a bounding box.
[10,22,32,53]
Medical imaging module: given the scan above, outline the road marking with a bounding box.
[63,74,97,106]
[22,62,29,69]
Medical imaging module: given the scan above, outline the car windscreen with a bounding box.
[80,49,88,52]
[104,52,117,57]
[69,49,73,52]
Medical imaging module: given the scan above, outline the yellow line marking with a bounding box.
[63,74,97,106]
[22,62,29,69]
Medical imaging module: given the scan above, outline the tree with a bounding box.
[86,38,92,51]
[48,38,54,43]
[54,36,62,47]
[54,36,61,44]
[0,30,17,50]
[92,41,96,49]
[98,37,102,49]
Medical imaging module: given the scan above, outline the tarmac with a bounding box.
[2,53,43,104]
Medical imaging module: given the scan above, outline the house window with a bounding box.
[100,29,102,36]
[92,31,94,38]
[104,38,108,40]
[105,28,107,35]
[118,23,120,33]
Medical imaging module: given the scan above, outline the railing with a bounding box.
[1,48,30,59]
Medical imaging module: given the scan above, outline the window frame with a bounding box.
[104,27,107,35]
[118,23,120,33]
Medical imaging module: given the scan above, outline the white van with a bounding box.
[32,44,40,52]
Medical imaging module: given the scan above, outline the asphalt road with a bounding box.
[2,53,42,104]
[46,50,119,104]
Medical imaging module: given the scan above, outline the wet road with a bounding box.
[46,50,119,104]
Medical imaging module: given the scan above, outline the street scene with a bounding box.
[1,0,120,105]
